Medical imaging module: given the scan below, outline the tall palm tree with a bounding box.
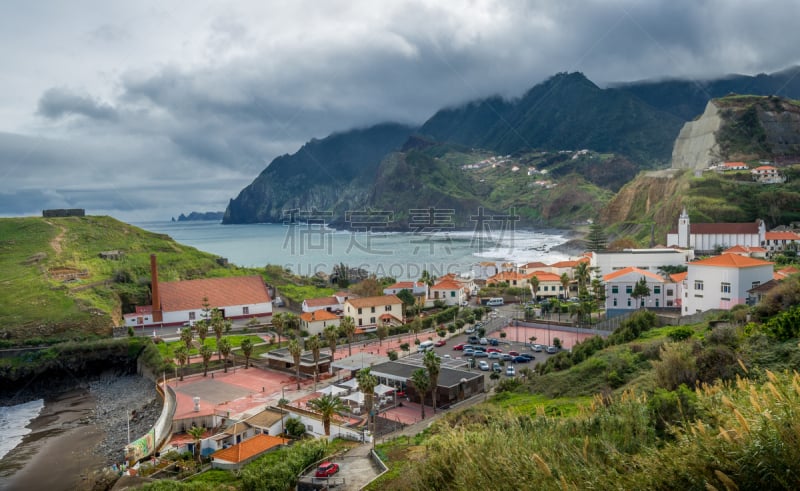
[560,272,571,300]
[187,425,205,463]
[284,313,300,337]
[376,322,389,347]
[272,312,285,347]
[195,319,208,344]
[410,368,430,419]
[180,327,194,351]
[306,335,322,391]
[423,350,441,414]
[287,338,303,390]
[356,367,377,426]
[307,394,347,436]
[339,316,356,356]
[218,338,232,372]
[574,261,591,294]
[174,345,189,381]
[530,275,540,302]
[211,309,225,346]
[324,325,339,373]
[199,344,213,377]
[551,298,562,322]
[240,338,253,369]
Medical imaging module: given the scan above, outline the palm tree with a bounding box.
[307,394,347,436]
[284,313,299,337]
[180,327,194,351]
[530,275,540,301]
[339,316,356,356]
[551,298,562,322]
[410,368,430,419]
[272,312,285,347]
[357,367,377,426]
[410,316,422,340]
[287,338,303,390]
[560,272,571,300]
[187,425,205,463]
[423,350,441,414]
[195,319,208,344]
[174,345,189,381]
[240,338,253,369]
[218,338,232,372]
[574,261,591,294]
[211,309,225,346]
[306,335,322,391]
[376,322,389,347]
[324,325,339,373]
[200,344,213,377]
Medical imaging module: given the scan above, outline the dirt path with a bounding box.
[45,220,66,255]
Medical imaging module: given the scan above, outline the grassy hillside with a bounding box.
[0,216,254,343]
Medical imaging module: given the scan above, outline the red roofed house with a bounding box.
[667,208,766,254]
[124,255,271,328]
[211,434,289,470]
[527,271,563,300]
[684,254,774,315]
[719,162,749,171]
[300,309,341,336]
[486,271,531,287]
[603,267,674,317]
[344,295,404,332]
[301,296,341,313]
[751,165,785,184]
[429,278,467,306]
[723,244,768,258]
[762,231,800,258]
[383,281,428,297]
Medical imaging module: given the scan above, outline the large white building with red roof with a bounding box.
[124,255,272,328]
[343,295,403,332]
[589,248,694,277]
[683,254,774,314]
[429,278,467,306]
[762,231,800,258]
[667,207,766,253]
[603,267,675,317]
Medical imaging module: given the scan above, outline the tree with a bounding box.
[240,338,253,369]
[200,344,213,377]
[530,275,540,301]
[631,277,651,308]
[400,342,410,353]
[410,368,430,419]
[356,367,377,426]
[324,325,339,373]
[210,308,225,346]
[272,312,285,347]
[175,345,189,381]
[333,262,350,288]
[419,269,437,287]
[200,296,212,324]
[560,273,571,299]
[396,288,415,311]
[187,425,205,463]
[307,394,347,436]
[574,262,591,294]
[284,313,300,337]
[339,316,356,356]
[591,278,605,308]
[376,323,389,346]
[287,338,303,390]
[551,298,562,322]
[350,275,382,297]
[410,316,422,340]
[218,338,232,372]
[585,222,607,252]
[195,319,208,344]
[180,327,194,351]
[306,335,322,391]
[423,350,441,413]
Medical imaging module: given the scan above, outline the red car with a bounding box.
[486,348,502,353]
[435,339,447,347]
[315,462,340,478]
[508,350,520,357]
[453,343,465,350]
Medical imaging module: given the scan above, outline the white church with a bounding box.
[666,208,766,254]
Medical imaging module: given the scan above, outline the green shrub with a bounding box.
[667,326,693,342]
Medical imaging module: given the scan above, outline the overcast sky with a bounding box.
[1,0,799,222]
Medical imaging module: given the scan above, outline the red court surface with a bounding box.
[496,325,603,349]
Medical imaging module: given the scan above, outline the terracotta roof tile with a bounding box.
[765,231,800,240]
[528,271,562,282]
[431,279,464,290]
[690,255,773,268]
[303,297,340,307]
[159,276,270,312]
[211,434,288,464]
[346,295,402,308]
[670,272,688,283]
[603,267,666,282]
[300,310,340,322]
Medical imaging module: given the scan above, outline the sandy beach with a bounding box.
[0,375,161,491]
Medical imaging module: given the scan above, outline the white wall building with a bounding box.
[666,208,766,253]
[590,248,694,278]
[683,254,774,315]
[603,267,674,317]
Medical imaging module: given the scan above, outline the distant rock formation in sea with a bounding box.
[172,211,224,222]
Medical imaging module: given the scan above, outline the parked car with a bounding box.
[479,337,489,345]
[474,351,489,358]
[435,339,447,347]
[453,343,465,351]
[500,353,514,361]
[546,346,559,354]
[492,362,502,373]
[518,353,534,361]
[315,462,340,478]
[508,351,520,357]
[489,338,500,346]
[475,322,483,328]
[478,361,490,371]
[512,356,531,363]
[506,365,516,376]
[463,349,475,357]
[460,300,469,307]
[468,335,481,344]
[530,344,544,352]
[488,352,501,360]
[465,326,475,334]
[486,348,502,353]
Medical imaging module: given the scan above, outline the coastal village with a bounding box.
[103,186,800,487]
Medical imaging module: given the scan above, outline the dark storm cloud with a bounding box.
[37,88,118,121]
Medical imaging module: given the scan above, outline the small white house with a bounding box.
[604,267,673,318]
[683,254,774,315]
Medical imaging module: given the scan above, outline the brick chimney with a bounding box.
[150,254,163,322]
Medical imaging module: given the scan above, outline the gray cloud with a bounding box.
[1,0,800,220]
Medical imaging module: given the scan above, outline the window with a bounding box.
[627,298,631,307]
[721,282,731,294]
[694,280,704,291]
[626,285,632,294]
[385,305,392,311]
[751,281,761,289]
[655,299,660,307]
[371,307,375,313]
[654,286,661,294]
[358,318,363,326]
[451,291,456,297]
[370,317,376,324]
[242,306,249,315]
[611,286,619,294]
[613,298,617,306]
[358,308,362,315]
[667,289,674,297]
[189,311,196,320]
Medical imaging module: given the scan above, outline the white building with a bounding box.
[383,281,428,297]
[603,267,674,317]
[666,208,766,254]
[344,295,404,332]
[590,248,694,278]
[762,231,800,258]
[301,296,342,313]
[299,310,341,336]
[429,278,467,306]
[683,254,774,315]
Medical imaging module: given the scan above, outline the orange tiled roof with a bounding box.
[346,295,402,308]
[522,261,548,269]
[211,434,288,464]
[724,162,747,167]
[604,267,666,282]
[304,297,340,307]
[385,281,423,290]
[487,271,529,283]
[723,245,767,254]
[670,272,688,283]
[765,231,800,240]
[159,276,270,312]
[300,310,340,322]
[431,279,464,290]
[754,165,777,171]
[690,255,773,268]
[528,271,561,282]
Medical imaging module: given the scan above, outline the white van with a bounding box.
[417,340,435,353]
[487,297,504,306]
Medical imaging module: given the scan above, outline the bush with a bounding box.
[652,342,697,391]
[284,417,306,438]
[647,384,698,438]
[667,327,693,342]
[387,350,398,361]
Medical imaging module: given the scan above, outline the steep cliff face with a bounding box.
[671,96,800,169]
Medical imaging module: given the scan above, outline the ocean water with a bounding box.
[134,221,572,279]
[0,399,43,461]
